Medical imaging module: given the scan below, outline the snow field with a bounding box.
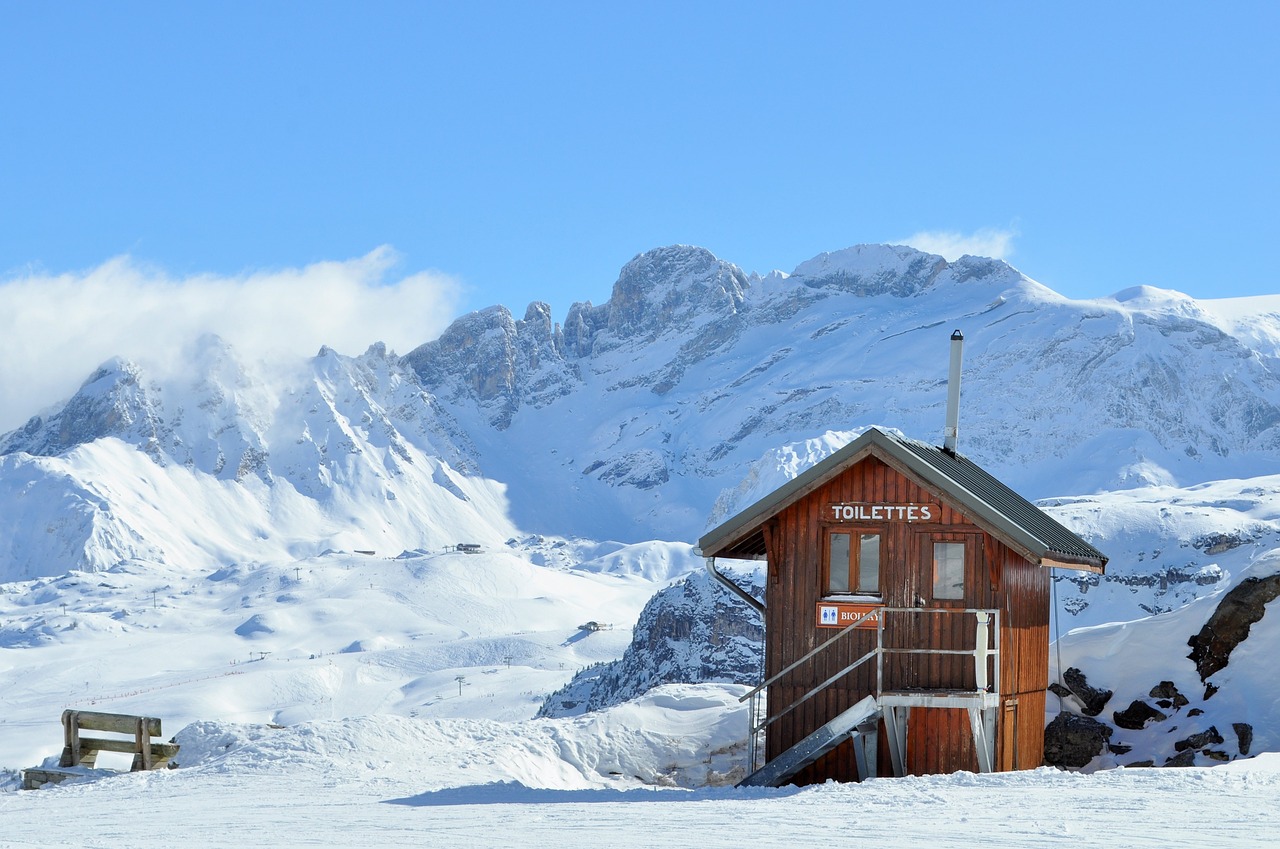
[0,548,664,769]
[3,737,1277,848]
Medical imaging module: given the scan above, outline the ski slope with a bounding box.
[3,723,1276,848]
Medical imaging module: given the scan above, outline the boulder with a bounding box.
[1048,667,1113,716]
[1187,573,1280,681]
[1044,713,1113,769]
[1233,722,1253,756]
[1113,700,1168,730]
[1173,727,1223,752]
[1149,681,1188,710]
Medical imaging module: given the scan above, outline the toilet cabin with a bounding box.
[698,426,1106,785]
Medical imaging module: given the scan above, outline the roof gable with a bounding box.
[697,427,1106,572]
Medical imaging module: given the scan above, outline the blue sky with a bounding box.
[2,2,1277,320]
[1,3,1278,781]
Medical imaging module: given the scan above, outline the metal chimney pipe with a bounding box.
[943,329,964,453]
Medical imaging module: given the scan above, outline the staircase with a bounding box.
[736,607,1001,786]
[738,695,881,787]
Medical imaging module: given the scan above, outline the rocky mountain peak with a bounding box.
[790,243,950,296]
[403,302,576,429]
[404,246,753,424]
[1,357,163,458]
[605,245,750,342]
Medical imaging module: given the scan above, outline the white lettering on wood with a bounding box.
[827,502,937,522]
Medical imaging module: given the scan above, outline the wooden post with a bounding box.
[135,716,152,771]
[60,709,81,767]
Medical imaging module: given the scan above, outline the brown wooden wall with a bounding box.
[760,454,1052,783]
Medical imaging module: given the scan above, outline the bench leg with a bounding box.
[60,710,81,768]
[133,716,153,771]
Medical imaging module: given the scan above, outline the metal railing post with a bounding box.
[974,611,990,691]
[876,611,885,698]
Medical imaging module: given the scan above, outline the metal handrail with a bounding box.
[738,608,879,704]
[755,645,880,732]
[872,607,1000,697]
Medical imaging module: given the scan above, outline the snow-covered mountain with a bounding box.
[0,337,505,581]
[5,241,1280,776]
[403,244,1280,544]
[9,243,1280,582]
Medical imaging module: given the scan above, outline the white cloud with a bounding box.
[897,227,1018,262]
[0,247,463,434]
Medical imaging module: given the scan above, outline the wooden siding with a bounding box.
[762,455,1053,782]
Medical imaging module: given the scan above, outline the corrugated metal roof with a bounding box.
[698,427,1107,571]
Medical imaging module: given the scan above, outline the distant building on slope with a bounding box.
[699,332,1107,785]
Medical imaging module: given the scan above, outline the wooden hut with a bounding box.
[699,394,1106,786]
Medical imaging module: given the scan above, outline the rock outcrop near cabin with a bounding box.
[1049,624,1270,769]
[1186,573,1280,682]
[538,566,763,718]
[1044,712,1113,769]
[1048,666,1113,717]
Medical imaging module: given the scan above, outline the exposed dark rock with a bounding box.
[1186,573,1280,681]
[1113,700,1168,730]
[1044,713,1113,769]
[1048,667,1113,716]
[1192,531,1252,555]
[1204,750,1230,762]
[1126,760,1155,768]
[1188,708,1205,717]
[1233,722,1253,755]
[1164,750,1197,767]
[1108,743,1132,755]
[1173,727,1223,752]
[1204,683,1219,700]
[586,449,671,490]
[1149,681,1189,710]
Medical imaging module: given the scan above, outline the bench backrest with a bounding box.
[60,709,176,771]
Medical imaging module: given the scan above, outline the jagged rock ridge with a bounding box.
[538,566,763,718]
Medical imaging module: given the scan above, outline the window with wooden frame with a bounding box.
[932,540,966,600]
[826,530,881,596]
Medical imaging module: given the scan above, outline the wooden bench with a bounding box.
[59,709,180,771]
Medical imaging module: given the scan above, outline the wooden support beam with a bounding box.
[884,704,908,777]
[70,737,180,759]
[64,710,162,737]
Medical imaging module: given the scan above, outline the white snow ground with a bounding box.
[2,736,1276,848]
